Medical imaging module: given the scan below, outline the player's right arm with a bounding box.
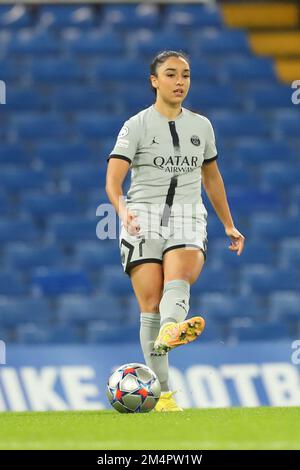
[106,159,140,236]
[106,118,141,236]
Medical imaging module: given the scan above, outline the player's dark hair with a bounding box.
[149,50,190,95]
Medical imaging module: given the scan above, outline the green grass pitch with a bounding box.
[0,407,299,450]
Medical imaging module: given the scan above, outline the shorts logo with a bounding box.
[191,135,200,146]
[118,126,129,138]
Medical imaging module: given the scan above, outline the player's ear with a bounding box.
[150,74,158,90]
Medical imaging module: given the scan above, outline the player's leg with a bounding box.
[154,212,208,355]
[129,263,171,393]
[130,262,183,412]
[153,248,206,354]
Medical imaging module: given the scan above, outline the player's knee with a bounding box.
[165,272,195,285]
[139,293,161,313]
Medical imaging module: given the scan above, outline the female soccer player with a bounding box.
[106,51,245,411]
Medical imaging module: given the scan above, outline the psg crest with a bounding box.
[191,135,200,146]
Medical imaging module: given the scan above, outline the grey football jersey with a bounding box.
[108,104,218,219]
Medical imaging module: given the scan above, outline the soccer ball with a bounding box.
[106,363,161,413]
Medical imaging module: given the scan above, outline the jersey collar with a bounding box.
[151,104,185,122]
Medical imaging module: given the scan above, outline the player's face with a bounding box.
[151,57,190,105]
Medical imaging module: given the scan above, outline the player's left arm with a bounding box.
[201,160,245,256]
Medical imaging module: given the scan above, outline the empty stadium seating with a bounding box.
[0,2,299,345]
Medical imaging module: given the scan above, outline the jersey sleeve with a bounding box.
[107,118,139,165]
[203,118,218,164]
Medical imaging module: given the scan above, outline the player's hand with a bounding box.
[121,208,141,236]
[225,226,245,256]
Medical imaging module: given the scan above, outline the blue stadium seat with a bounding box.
[35,142,94,167]
[241,266,299,294]
[0,218,39,242]
[9,30,60,54]
[15,323,82,344]
[38,5,95,29]
[0,192,11,216]
[217,166,253,187]
[165,4,222,29]
[53,86,112,112]
[195,318,224,342]
[192,30,251,56]
[269,292,300,319]
[210,111,269,138]
[0,5,32,28]
[232,139,292,164]
[290,186,300,213]
[15,324,50,344]
[0,297,52,327]
[232,322,290,341]
[75,113,126,139]
[279,239,300,267]
[134,30,190,56]
[47,324,82,343]
[188,85,242,110]
[251,214,300,240]
[49,216,97,242]
[0,124,8,141]
[32,268,92,296]
[74,241,121,270]
[192,267,234,294]
[112,89,153,115]
[226,188,282,213]
[186,59,217,82]
[22,192,81,217]
[13,114,69,139]
[64,29,125,55]
[6,89,46,111]
[0,271,27,296]
[274,111,300,137]
[205,213,225,239]
[86,188,110,210]
[0,143,30,165]
[101,266,132,296]
[0,168,50,192]
[86,322,139,343]
[0,60,21,81]
[57,294,124,324]
[197,293,264,320]
[61,163,105,190]
[247,85,293,109]
[29,59,85,82]
[4,244,62,271]
[222,57,276,82]
[260,163,300,188]
[102,3,160,29]
[209,239,275,267]
[93,58,148,82]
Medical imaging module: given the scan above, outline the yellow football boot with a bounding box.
[153,316,205,355]
[154,391,183,412]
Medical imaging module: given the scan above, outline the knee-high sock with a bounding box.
[159,279,190,326]
[140,312,169,392]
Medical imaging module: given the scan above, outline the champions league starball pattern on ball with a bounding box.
[106,363,161,413]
